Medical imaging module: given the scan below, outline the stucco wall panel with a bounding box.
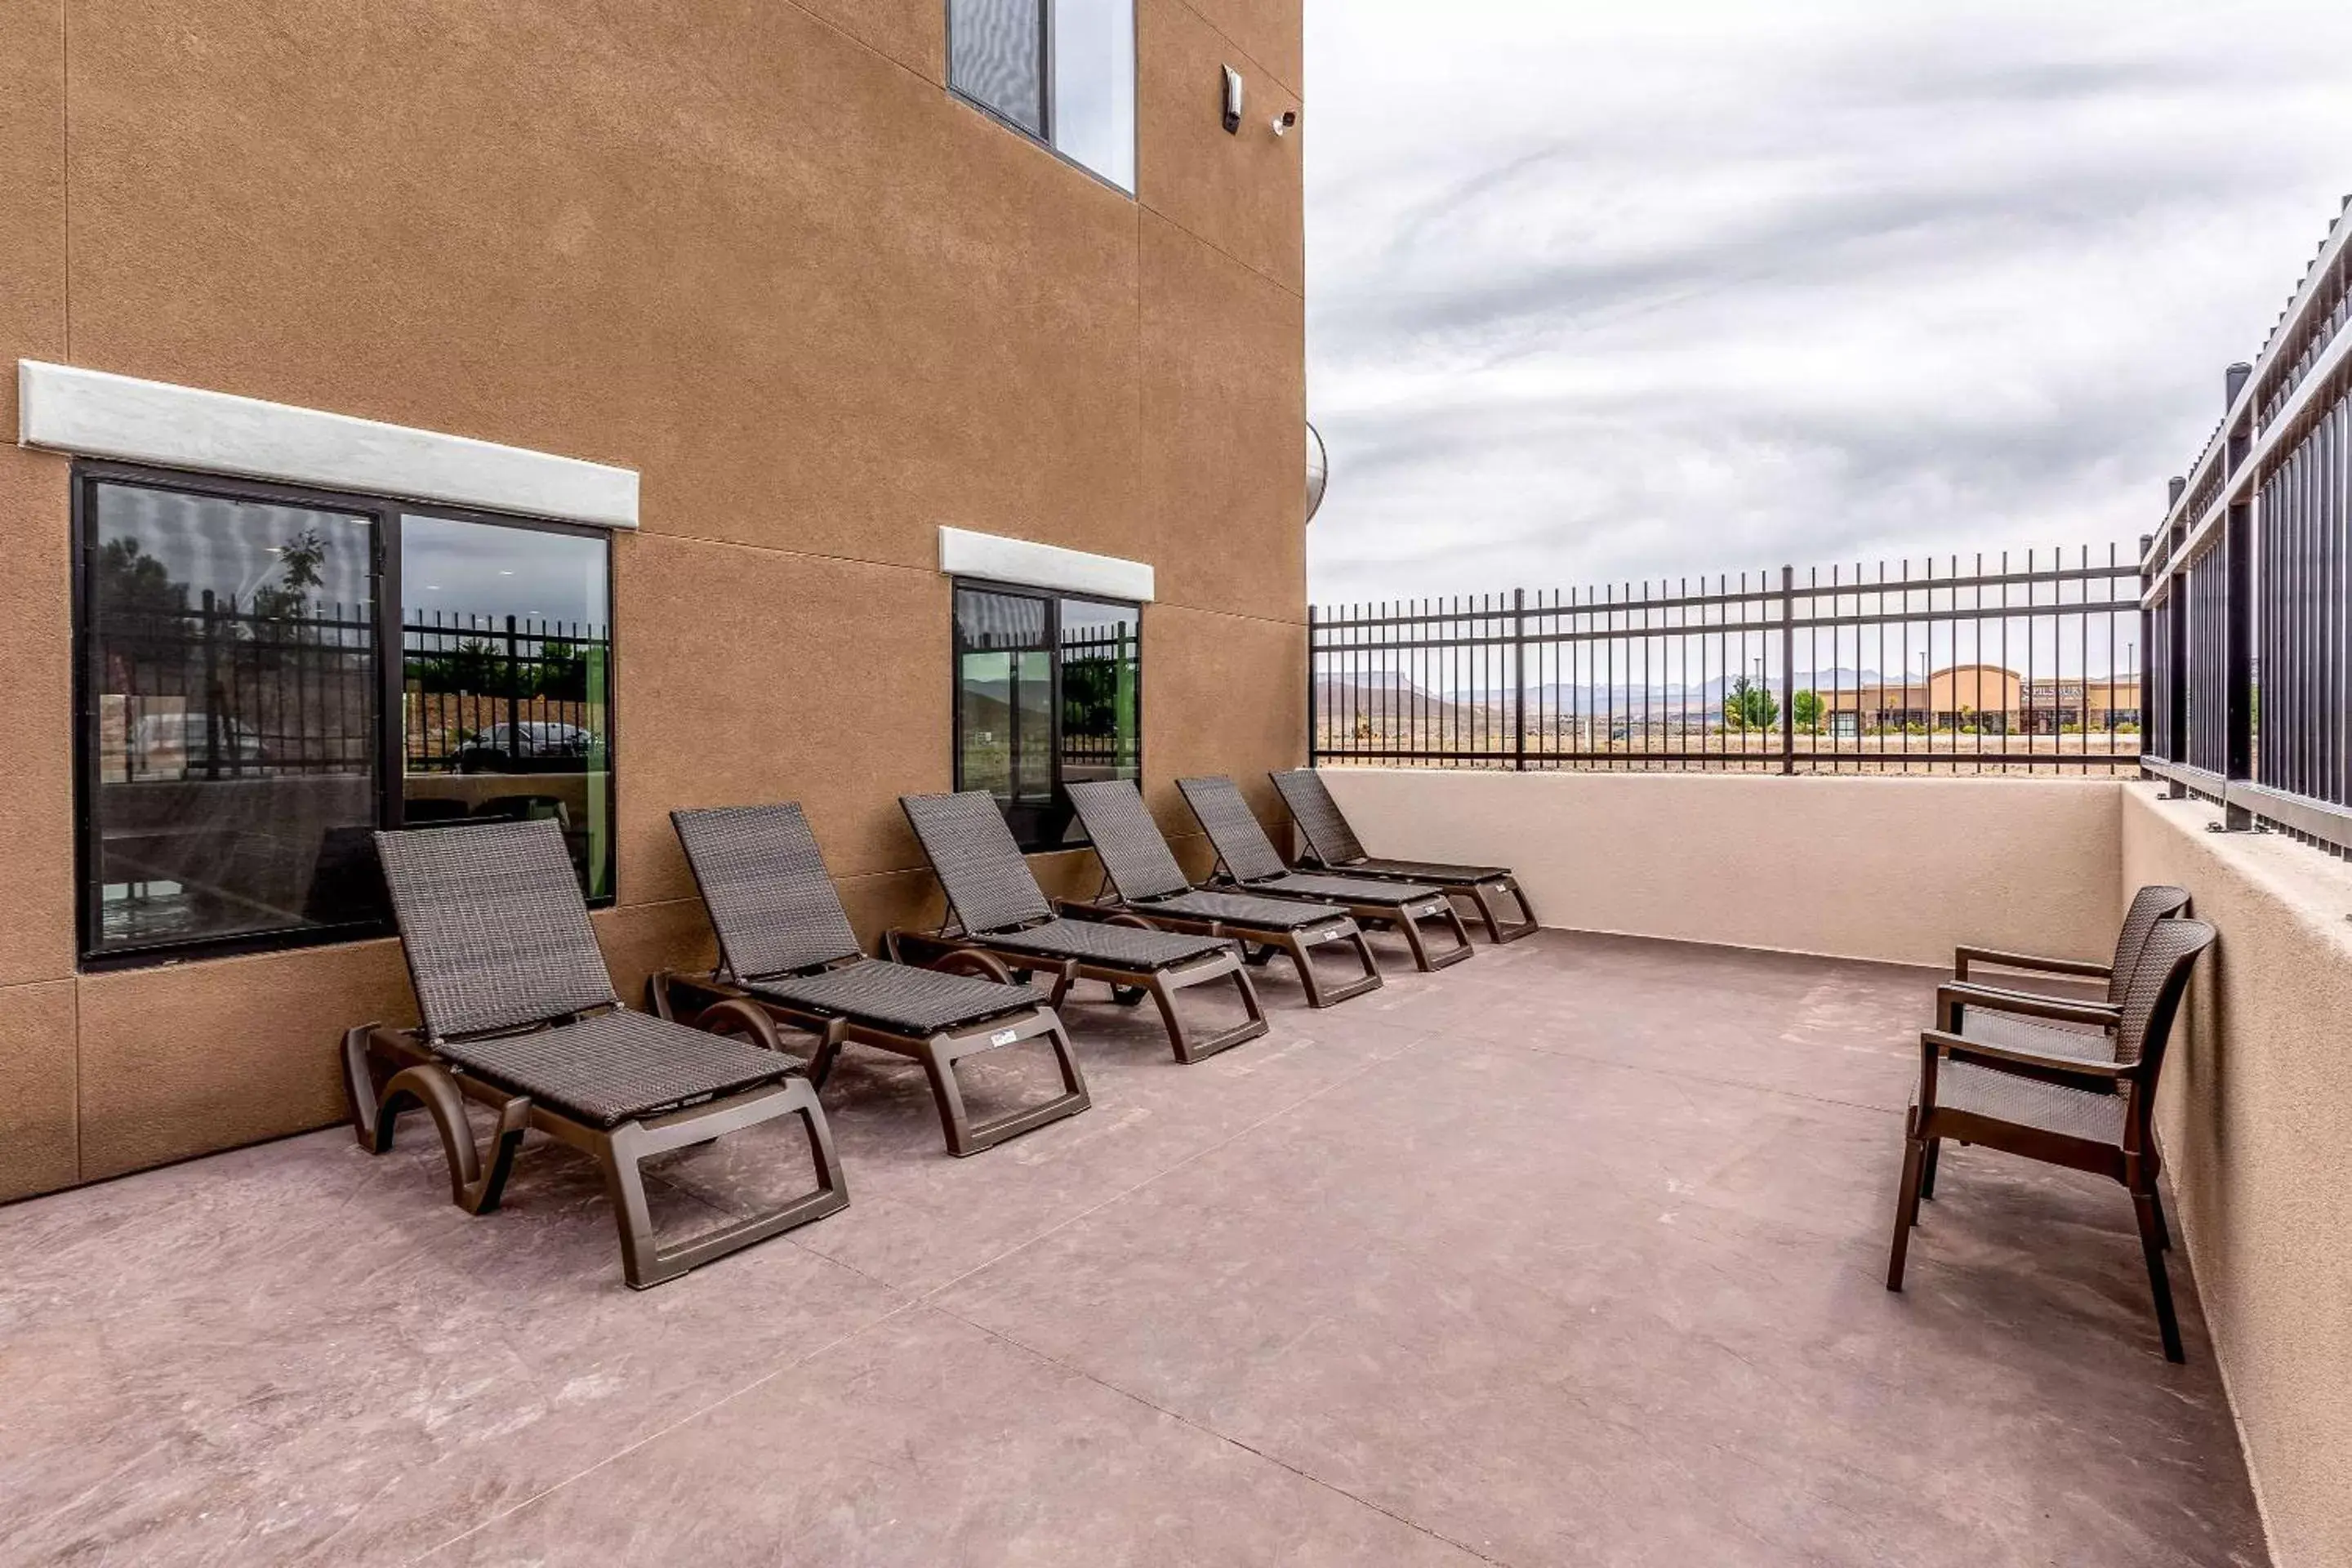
[612,533,950,906]
[1316,769,2121,969]
[1138,0,1303,292]
[1177,0,1302,95]
[64,0,1143,573]
[1142,604,1304,844]
[0,452,76,986]
[0,980,77,1201]
[2122,786,2352,1568]
[74,938,415,1182]
[791,0,947,83]
[1140,214,1307,624]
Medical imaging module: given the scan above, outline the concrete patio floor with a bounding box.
[0,929,2265,1566]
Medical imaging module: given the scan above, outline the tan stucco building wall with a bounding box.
[0,0,1308,1199]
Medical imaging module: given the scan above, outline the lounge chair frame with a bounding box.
[1178,775,1474,972]
[343,1010,844,1290]
[343,818,846,1290]
[651,960,1088,1158]
[1885,918,2216,1363]
[1062,778,1382,1009]
[894,792,1270,1064]
[653,804,1089,1157]
[1271,768,1539,943]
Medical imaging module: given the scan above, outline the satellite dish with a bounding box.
[1305,421,1329,524]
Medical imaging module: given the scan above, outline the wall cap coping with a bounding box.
[938,526,1154,602]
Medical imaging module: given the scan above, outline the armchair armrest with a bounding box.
[1935,982,2120,1035]
[1954,945,2111,982]
[1920,1027,2129,1086]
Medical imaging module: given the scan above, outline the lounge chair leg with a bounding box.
[2134,1189,2186,1363]
[1394,904,1476,973]
[2149,1186,2172,1250]
[599,1079,849,1290]
[1463,878,1539,944]
[1287,928,1383,1009]
[378,1064,528,1214]
[1919,1138,1940,1202]
[341,1024,394,1149]
[920,1017,1091,1157]
[1886,1121,1927,1291]
[1147,963,1268,1064]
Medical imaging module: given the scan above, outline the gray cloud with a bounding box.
[1304,0,2352,604]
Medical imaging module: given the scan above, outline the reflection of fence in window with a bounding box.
[403,612,611,773]
[1058,619,1139,772]
[96,591,375,783]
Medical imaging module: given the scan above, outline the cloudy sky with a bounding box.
[1303,0,2352,605]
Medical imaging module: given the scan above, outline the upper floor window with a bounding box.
[75,465,614,968]
[953,582,1140,851]
[947,0,1136,193]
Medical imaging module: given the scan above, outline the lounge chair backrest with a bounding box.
[374,818,619,1042]
[900,791,1056,933]
[2107,885,2192,1003]
[1067,780,1191,902]
[2115,917,2213,1075]
[1175,776,1289,883]
[1271,769,1367,865]
[671,804,865,981]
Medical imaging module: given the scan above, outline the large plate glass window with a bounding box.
[74,466,617,968]
[953,583,1141,850]
[947,0,1136,193]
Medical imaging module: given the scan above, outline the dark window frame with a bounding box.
[943,0,1138,197]
[950,576,1143,853]
[70,459,619,971]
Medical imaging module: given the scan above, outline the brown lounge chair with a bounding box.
[1886,916,2217,1363]
[1271,768,1539,943]
[1064,779,1383,1009]
[1176,774,1474,972]
[342,817,846,1289]
[652,803,1089,1157]
[1945,884,2192,1020]
[895,791,1270,1063]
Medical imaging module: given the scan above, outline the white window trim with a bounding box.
[17,360,638,530]
[938,526,1153,602]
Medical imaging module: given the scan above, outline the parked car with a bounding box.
[454,721,603,772]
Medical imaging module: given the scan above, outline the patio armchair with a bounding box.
[1885,916,2217,1363]
[655,804,1089,1157]
[895,791,1270,1063]
[1064,779,1383,1009]
[341,817,846,1290]
[1944,884,2193,1027]
[1271,768,1539,943]
[1176,774,1474,971]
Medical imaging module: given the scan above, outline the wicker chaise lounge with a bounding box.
[896,791,1269,1063]
[1886,917,2217,1363]
[1064,780,1383,1009]
[1176,774,1474,972]
[653,804,1089,1157]
[342,817,846,1289]
[1270,768,1539,944]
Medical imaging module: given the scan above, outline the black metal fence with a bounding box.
[403,610,611,772]
[1312,547,2142,774]
[2143,201,2352,857]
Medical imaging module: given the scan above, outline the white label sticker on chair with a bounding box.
[992,1028,1021,1046]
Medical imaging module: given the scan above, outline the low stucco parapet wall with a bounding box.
[1314,767,2122,970]
[2122,784,2352,1568]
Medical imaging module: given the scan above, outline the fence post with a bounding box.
[1305,604,1319,766]
[1778,565,1795,776]
[2224,502,2254,829]
[505,613,523,760]
[1512,587,1526,771]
